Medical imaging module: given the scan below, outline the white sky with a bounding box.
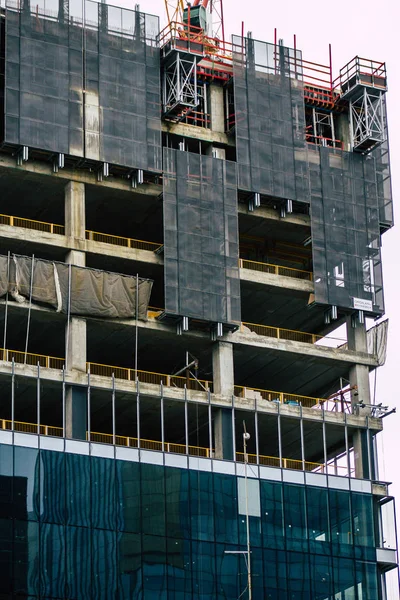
[114,0,400,586]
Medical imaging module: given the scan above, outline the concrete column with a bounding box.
[212,341,234,397]
[209,84,225,133]
[346,317,372,479]
[65,248,86,372]
[346,318,371,408]
[214,408,234,460]
[66,386,87,440]
[65,181,85,240]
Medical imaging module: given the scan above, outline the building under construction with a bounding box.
[0,0,398,597]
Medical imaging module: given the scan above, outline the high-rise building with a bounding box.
[0,0,398,597]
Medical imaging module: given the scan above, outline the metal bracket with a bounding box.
[16,146,29,166]
[131,169,144,188]
[52,153,65,173]
[97,162,109,182]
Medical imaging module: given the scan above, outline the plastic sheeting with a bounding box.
[2,0,162,171]
[0,254,153,320]
[367,319,388,366]
[163,148,241,325]
[232,35,310,203]
[310,146,384,316]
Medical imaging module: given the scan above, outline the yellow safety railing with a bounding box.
[236,451,325,473]
[234,385,324,409]
[0,347,65,369]
[3,419,353,474]
[85,230,162,253]
[0,213,64,235]
[241,321,322,344]
[239,258,312,281]
[88,362,212,392]
[90,431,210,457]
[0,418,63,437]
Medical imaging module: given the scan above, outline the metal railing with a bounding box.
[0,418,63,437]
[239,258,312,281]
[234,385,324,409]
[87,362,212,392]
[90,431,210,457]
[0,347,65,369]
[236,451,324,473]
[0,213,64,235]
[242,322,322,345]
[85,230,162,253]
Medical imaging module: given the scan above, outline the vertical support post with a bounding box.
[184,386,189,455]
[322,408,328,474]
[136,379,141,449]
[254,400,259,465]
[11,359,15,433]
[208,390,213,458]
[24,254,35,364]
[112,373,116,446]
[300,407,305,471]
[161,383,165,452]
[87,369,91,442]
[3,252,10,356]
[37,363,40,435]
[277,404,282,469]
[135,274,139,381]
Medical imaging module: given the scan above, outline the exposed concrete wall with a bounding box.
[210,85,225,134]
[65,181,86,240]
[212,341,234,396]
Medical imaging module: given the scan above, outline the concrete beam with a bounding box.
[0,226,162,266]
[0,154,161,196]
[161,121,233,146]
[0,360,383,431]
[240,267,314,293]
[238,202,311,227]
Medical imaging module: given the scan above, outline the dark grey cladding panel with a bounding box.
[2,0,162,172]
[163,149,241,326]
[232,35,310,203]
[310,146,384,316]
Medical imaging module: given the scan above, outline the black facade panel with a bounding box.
[232,35,310,203]
[2,0,162,172]
[310,146,384,315]
[163,149,241,326]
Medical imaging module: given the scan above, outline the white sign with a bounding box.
[353,297,373,312]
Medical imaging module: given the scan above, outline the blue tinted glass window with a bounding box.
[263,549,287,599]
[14,520,39,596]
[0,518,13,595]
[192,540,216,600]
[214,473,238,545]
[0,444,13,519]
[355,561,379,600]
[40,522,65,598]
[306,486,330,554]
[117,531,141,600]
[190,470,214,542]
[261,480,284,549]
[284,484,307,551]
[14,446,39,521]
[352,493,375,558]
[329,489,353,557]
[66,453,91,527]
[40,450,66,524]
[142,534,167,599]
[216,543,244,600]
[116,460,141,533]
[92,529,117,600]
[91,456,116,530]
[167,537,192,599]
[310,554,333,600]
[165,468,190,540]
[286,551,311,599]
[66,525,91,600]
[333,556,356,600]
[141,464,166,536]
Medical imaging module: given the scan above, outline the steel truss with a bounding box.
[162,53,199,121]
[349,87,385,152]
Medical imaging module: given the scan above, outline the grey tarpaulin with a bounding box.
[367,319,388,366]
[0,255,9,298]
[3,255,152,320]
